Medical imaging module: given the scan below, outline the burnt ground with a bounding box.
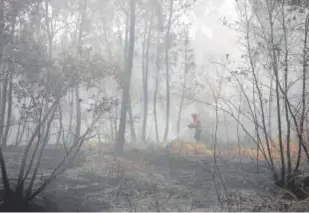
[1,145,278,211]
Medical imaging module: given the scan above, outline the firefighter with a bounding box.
[188,113,202,142]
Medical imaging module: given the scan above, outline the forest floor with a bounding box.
[1,143,303,211]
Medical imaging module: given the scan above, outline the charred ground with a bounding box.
[0,144,296,211]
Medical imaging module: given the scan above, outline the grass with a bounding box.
[166,140,301,161]
[166,140,212,156]
[2,141,306,211]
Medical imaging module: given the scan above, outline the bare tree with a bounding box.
[177,27,195,135]
[141,13,152,142]
[216,0,309,195]
[0,0,16,147]
[119,7,137,143]
[163,0,174,141]
[115,0,136,154]
[153,31,161,142]
[152,0,163,143]
[74,0,88,141]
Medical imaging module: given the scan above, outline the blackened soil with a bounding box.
[0,145,273,211]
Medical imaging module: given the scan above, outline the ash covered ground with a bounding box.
[1,144,276,211]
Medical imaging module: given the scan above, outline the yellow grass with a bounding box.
[84,139,303,164]
[167,140,213,156]
[225,142,301,162]
[167,139,302,161]
[82,141,106,153]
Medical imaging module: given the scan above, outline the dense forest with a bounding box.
[1,0,309,211]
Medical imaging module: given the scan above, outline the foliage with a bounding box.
[0,0,121,210]
[216,0,309,198]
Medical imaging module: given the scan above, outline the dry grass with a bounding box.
[225,142,302,163]
[82,141,113,154]
[166,140,302,162]
[167,140,213,157]
[79,149,193,211]
[3,143,305,211]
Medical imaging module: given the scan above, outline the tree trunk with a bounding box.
[56,104,62,146]
[66,89,74,143]
[281,7,292,176]
[268,11,285,184]
[26,109,56,199]
[0,0,11,183]
[124,14,137,143]
[0,65,9,147]
[163,0,174,141]
[142,13,153,142]
[74,0,88,141]
[128,95,137,142]
[0,0,4,62]
[153,35,160,142]
[295,13,309,172]
[74,86,81,140]
[3,73,12,146]
[42,0,53,143]
[0,146,12,202]
[115,0,136,155]
[1,1,15,148]
[0,0,4,145]
[177,30,189,135]
[114,104,118,140]
[244,5,277,178]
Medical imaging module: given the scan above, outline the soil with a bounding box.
[0,144,276,211]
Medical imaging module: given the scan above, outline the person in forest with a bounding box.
[188,113,202,142]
